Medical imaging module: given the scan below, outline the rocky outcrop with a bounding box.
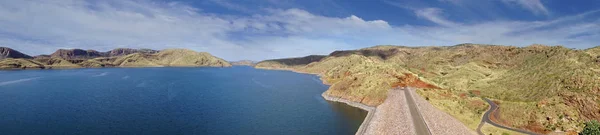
[106,48,158,57]
[0,47,32,60]
[50,49,103,60]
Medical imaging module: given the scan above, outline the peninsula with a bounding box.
[0,47,231,69]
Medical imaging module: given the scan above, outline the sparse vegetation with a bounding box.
[481,123,526,135]
[581,120,600,135]
[0,58,45,69]
[255,44,600,133]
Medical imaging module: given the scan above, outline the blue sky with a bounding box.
[0,0,599,61]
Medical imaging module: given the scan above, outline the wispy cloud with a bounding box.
[414,8,458,27]
[502,0,550,16]
[401,8,599,48]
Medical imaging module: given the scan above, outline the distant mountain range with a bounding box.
[255,44,600,134]
[0,47,231,69]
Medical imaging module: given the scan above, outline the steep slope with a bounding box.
[152,49,231,67]
[255,55,326,69]
[51,49,103,60]
[106,48,158,57]
[33,57,80,68]
[79,57,118,68]
[112,53,161,67]
[0,47,32,60]
[255,44,600,133]
[587,46,600,62]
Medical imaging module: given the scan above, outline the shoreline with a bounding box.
[321,93,376,135]
[255,66,377,135]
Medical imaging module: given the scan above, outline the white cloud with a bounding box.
[401,9,600,48]
[0,0,394,60]
[0,0,598,61]
[414,8,458,27]
[502,0,549,16]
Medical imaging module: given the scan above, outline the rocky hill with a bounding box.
[255,55,326,70]
[51,49,104,60]
[106,48,158,57]
[0,48,231,69]
[0,58,45,69]
[0,47,32,60]
[255,44,600,133]
[33,57,80,68]
[49,48,159,60]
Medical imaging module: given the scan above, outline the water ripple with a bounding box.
[0,77,42,86]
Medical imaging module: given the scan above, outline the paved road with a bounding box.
[400,87,432,135]
[477,98,540,135]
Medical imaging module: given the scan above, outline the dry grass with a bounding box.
[33,57,80,68]
[417,88,488,130]
[0,58,45,69]
[109,49,231,67]
[481,123,526,135]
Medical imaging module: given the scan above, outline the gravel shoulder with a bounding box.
[408,88,476,135]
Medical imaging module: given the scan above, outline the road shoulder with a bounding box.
[409,88,476,135]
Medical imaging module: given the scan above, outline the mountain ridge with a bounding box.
[0,47,32,60]
[0,47,231,69]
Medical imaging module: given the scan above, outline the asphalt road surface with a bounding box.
[477,98,540,135]
[400,87,431,135]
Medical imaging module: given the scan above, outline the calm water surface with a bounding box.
[0,66,366,135]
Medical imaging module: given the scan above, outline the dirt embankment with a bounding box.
[391,73,440,89]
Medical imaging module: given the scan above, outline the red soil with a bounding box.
[391,73,440,89]
[470,90,481,96]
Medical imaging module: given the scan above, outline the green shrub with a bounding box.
[581,120,600,135]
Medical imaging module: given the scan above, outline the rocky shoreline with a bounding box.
[321,93,375,135]
[254,67,378,135]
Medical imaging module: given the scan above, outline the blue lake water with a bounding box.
[0,66,366,135]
